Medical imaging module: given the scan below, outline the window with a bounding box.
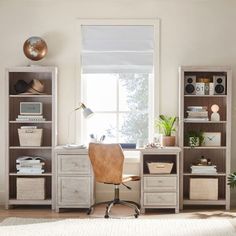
[80,21,159,144]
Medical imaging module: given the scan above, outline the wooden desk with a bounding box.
[54,146,181,213]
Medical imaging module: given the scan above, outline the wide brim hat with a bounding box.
[14,79,45,94]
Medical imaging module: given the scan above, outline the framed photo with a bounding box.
[202,132,221,146]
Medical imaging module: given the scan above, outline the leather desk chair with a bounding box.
[87,143,140,218]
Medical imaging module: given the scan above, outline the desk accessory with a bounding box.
[202,132,221,146]
[20,102,42,115]
[211,104,220,121]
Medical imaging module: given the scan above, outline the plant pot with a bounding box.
[162,136,175,146]
[188,136,200,147]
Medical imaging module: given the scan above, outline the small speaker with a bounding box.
[213,75,226,95]
[184,75,196,95]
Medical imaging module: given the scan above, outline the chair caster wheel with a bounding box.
[87,209,92,215]
[104,214,109,218]
[134,214,139,218]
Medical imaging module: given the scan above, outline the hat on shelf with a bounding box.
[14,79,45,94]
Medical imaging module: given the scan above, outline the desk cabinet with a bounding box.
[140,148,181,213]
[54,148,94,212]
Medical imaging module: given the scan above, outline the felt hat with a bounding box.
[14,79,45,94]
[14,80,29,94]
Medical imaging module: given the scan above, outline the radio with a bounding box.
[213,75,226,95]
[184,75,196,95]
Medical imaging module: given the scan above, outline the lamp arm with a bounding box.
[74,103,86,111]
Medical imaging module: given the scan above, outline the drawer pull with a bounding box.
[74,190,79,193]
[72,162,79,167]
[158,180,163,183]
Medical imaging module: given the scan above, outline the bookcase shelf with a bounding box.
[179,66,232,210]
[6,66,57,209]
[9,173,52,176]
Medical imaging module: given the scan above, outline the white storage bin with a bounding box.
[18,128,43,146]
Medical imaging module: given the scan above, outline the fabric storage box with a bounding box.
[18,128,43,146]
[147,162,173,174]
[16,178,45,200]
[190,178,218,200]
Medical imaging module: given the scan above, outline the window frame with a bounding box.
[76,18,160,144]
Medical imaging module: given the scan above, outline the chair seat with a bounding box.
[122,175,140,183]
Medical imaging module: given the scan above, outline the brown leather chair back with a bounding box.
[88,143,124,184]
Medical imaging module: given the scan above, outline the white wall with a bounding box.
[0,0,236,206]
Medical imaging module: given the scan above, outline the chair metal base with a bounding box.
[87,185,140,218]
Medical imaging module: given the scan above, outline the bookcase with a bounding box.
[5,66,57,209]
[179,66,232,210]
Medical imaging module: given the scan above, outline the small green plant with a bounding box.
[186,130,204,147]
[228,172,236,188]
[155,115,176,136]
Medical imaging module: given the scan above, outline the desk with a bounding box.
[54,146,181,213]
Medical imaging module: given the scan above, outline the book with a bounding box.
[16,163,45,168]
[187,111,208,117]
[16,118,46,121]
[18,115,44,118]
[17,169,45,174]
[184,117,209,121]
[16,156,45,163]
[20,126,38,129]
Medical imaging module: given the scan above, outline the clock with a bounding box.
[202,132,221,146]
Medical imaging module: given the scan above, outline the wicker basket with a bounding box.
[190,178,218,200]
[147,162,174,174]
[16,178,45,200]
[18,128,43,146]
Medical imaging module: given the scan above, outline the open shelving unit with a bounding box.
[179,66,232,210]
[5,66,57,209]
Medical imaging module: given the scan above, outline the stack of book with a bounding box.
[16,115,45,122]
[16,156,45,174]
[191,165,217,174]
[185,106,209,121]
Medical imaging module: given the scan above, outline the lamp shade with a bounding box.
[83,107,93,118]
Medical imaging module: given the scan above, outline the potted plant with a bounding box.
[155,115,177,146]
[228,172,236,188]
[186,130,204,147]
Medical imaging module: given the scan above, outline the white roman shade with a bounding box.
[81,25,154,73]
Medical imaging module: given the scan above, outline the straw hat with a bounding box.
[26,79,45,94]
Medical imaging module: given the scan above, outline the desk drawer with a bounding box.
[58,155,91,175]
[144,192,176,206]
[57,176,91,205]
[144,176,176,191]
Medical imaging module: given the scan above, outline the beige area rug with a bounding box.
[0,218,236,236]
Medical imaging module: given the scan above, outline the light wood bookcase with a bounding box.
[179,66,232,210]
[5,66,57,209]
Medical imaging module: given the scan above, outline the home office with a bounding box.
[1,1,236,235]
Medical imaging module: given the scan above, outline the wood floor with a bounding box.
[0,205,236,221]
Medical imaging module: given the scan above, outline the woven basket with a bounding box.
[18,128,43,146]
[190,178,218,200]
[147,162,173,174]
[17,178,45,200]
